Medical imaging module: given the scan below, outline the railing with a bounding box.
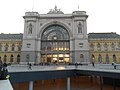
[7,63,120,73]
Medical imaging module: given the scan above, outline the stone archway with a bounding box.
[40,24,70,63]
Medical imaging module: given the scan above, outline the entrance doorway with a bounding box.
[41,53,70,63]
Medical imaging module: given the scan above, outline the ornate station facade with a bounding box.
[20,6,89,64]
[0,7,120,64]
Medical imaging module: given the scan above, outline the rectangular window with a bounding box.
[27,43,31,48]
[79,43,83,47]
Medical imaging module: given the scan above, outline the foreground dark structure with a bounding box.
[9,68,120,90]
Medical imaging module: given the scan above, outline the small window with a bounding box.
[79,43,83,47]
[27,43,31,48]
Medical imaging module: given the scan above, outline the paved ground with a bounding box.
[0,80,13,90]
[7,64,120,73]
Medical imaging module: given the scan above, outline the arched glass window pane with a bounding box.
[41,25,69,40]
[41,25,70,63]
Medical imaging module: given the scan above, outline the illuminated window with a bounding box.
[41,25,70,63]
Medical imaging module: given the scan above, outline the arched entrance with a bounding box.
[41,24,70,63]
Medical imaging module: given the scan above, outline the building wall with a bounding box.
[0,33,120,64]
[20,10,89,64]
[0,38,22,63]
[89,38,120,63]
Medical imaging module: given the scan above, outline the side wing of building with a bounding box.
[88,32,120,63]
[0,34,23,63]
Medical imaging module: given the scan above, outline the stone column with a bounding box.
[100,76,102,90]
[29,81,33,90]
[67,77,70,90]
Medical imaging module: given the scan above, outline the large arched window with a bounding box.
[41,25,69,40]
[41,24,70,63]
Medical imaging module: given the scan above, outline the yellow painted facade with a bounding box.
[0,33,120,64]
[0,35,22,63]
[89,33,120,63]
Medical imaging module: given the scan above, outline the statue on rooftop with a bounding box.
[47,6,64,14]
